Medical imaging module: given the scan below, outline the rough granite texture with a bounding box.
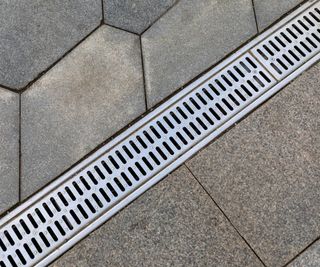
[254,0,304,31]
[21,25,145,199]
[104,0,178,34]
[0,0,101,89]
[0,88,19,214]
[51,166,263,267]
[288,240,320,267]
[187,63,320,267]
[142,0,257,108]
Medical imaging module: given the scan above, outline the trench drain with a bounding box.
[1,0,320,266]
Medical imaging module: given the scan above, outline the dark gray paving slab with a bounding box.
[21,25,145,199]
[254,0,304,31]
[288,240,320,267]
[0,0,101,89]
[51,166,263,267]
[104,0,177,34]
[0,88,19,214]
[186,63,320,267]
[142,0,257,108]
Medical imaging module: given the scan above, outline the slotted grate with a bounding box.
[0,0,319,266]
[0,54,275,267]
[253,2,320,79]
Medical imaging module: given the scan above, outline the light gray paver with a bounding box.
[104,0,178,34]
[186,63,320,266]
[254,0,304,31]
[21,25,145,199]
[0,0,101,89]
[0,88,19,214]
[288,240,320,267]
[142,0,257,108]
[51,166,263,267]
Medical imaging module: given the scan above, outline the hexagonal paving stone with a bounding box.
[0,88,19,214]
[142,0,257,108]
[103,0,178,34]
[0,0,101,89]
[253,0,304,31]
[21,25,145,199]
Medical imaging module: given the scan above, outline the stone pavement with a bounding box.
[0,0,319,266]
[51,61,320,266]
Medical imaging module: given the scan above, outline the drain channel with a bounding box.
[1,1,320,266]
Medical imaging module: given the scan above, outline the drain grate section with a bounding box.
[0,54,275,267]
[253,2,320,79]
[0,1,319,266]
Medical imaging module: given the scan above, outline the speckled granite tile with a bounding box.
[187,63,320,266]
[288,239,320,267]
[51,166,263,267]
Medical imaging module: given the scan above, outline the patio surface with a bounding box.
[0,0,319,266]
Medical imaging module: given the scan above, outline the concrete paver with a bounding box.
[0,88,19,214]
[0,0,101,89]
[104,0,177,34]
[187,63,320,266]
[51,166,263,267]
[254,0,304,31]
[142,0,257,108]
[288,240,320,267]
[21,25,145,199]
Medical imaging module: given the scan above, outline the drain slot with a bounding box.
[0,1,319,266]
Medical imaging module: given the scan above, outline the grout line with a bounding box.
[19,25,101,93]
[103,22,139,35]
[283,236,320,266]
[185,164,267,267]
[140,0,181,35]
[101,0,105,23]
[251,0,260,33]
[0,84,20,94]
[139,36,148,110]
[18,93,21,202]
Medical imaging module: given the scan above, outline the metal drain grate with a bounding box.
[253,2,320,79]
[0,1,320,266]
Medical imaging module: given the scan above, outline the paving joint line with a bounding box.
[139,36,148,110]
[18,25,101,94]
[140,0,182,35]
[103,22,139,35]
[18,94,22,203]
[184,164,267,267]
[100,0,105,23]
[283,236,320,266]
[251,0,259,33]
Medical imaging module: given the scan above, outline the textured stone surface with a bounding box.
[52,166,263,267]
[21,26,145,199]
[288,240,320,267]
[104,0,177,34]
[0,88,19,214]
[142,0,257,108]
[187,63,320,266]
[254,0,304,31]
[0,0,101,89]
